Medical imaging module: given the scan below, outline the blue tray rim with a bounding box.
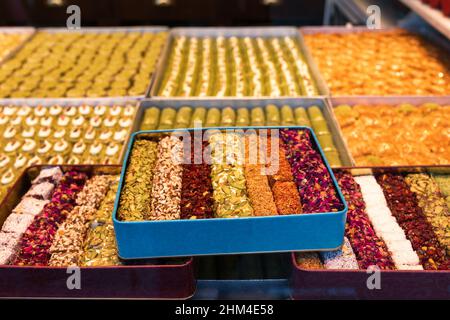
[112,125,348,225]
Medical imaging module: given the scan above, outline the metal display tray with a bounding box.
[300,26,450,98]
[0,165,195,299]
[134,98,354,167]
[290,165,450,300]
[0,98,140,165]
[113,125,348,259]
[2,26,169,101]
[327,95,450,166]
[0,27,35,65]
[150,26,329,98]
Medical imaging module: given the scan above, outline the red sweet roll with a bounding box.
[180,141,214,219]
[335,170,395,270]
[13,170,88,266]
[375,173,449,270]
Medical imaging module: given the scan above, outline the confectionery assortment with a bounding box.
[139,104,342,166]
[0,26,449,298]
[304,30,450,95]
[157,36,318,97]
[334,103,450,166]
[0,103,136,204]
[297,168,450,271]
[0,31,167,98]
[0,32,30,63]
[117,129,343,221]
[0,167,122,266]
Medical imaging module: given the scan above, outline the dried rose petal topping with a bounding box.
[280,129,342,213]
[335,170,395,270]
[13,170,87,266]
[375,173,449,270]
[181,141,214,219]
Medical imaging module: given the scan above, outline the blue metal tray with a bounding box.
[113,126,348,259]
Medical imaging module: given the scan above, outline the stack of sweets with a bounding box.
[280,129,341,213]
[336,171,395,270]
[49,175,113,266]
[405,174,450,256]
[243,134,278,216]
[118,140,158,221]
[265,136,302,215]
[180,141,214,219]
[0,167,62,264]
[355,175,422,270]
[375,173,448,270]
[149,136,184,220]
[13,170,87,266]
[209,133,254,218]
[81,178,120,266]
[296,252,323,269]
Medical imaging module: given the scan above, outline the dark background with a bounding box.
[0,0,327,26]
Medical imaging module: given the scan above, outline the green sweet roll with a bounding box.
[157,107,176,129]
[317,133,335,149]
[307,105,324,122]
[236,108,250,127]
[205,108,221,127]
[221,107,236,127]
[251,107,265,126]
[280,105,295,125]
[324,149,342,167]
[190,107,207,127]
[174,106,192,128]
[265,104,280,126]
[140,107,160,130]
[294,107,311,127]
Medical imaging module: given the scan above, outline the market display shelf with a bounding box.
[0,165,195,299]
[150,26,329,98]
[291,165,450,300]
[400,0,450,39]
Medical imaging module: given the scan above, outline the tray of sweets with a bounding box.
[150,26,328,98]
[0,26,168,99]
[0,98,139,205]
[0,165,195,299]
[135,98,354,167]
[291,166,450,300]
[329,96,450,166]
[300,26,450,97]
[113,125,347,259]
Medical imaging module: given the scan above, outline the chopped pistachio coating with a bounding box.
[81,223,120,266]
[205,108,221,127]
[209,133,253,218]
[221,107,236,127]
[118,140,158,221]
[432,174,450,209]
[405,174,450,255]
